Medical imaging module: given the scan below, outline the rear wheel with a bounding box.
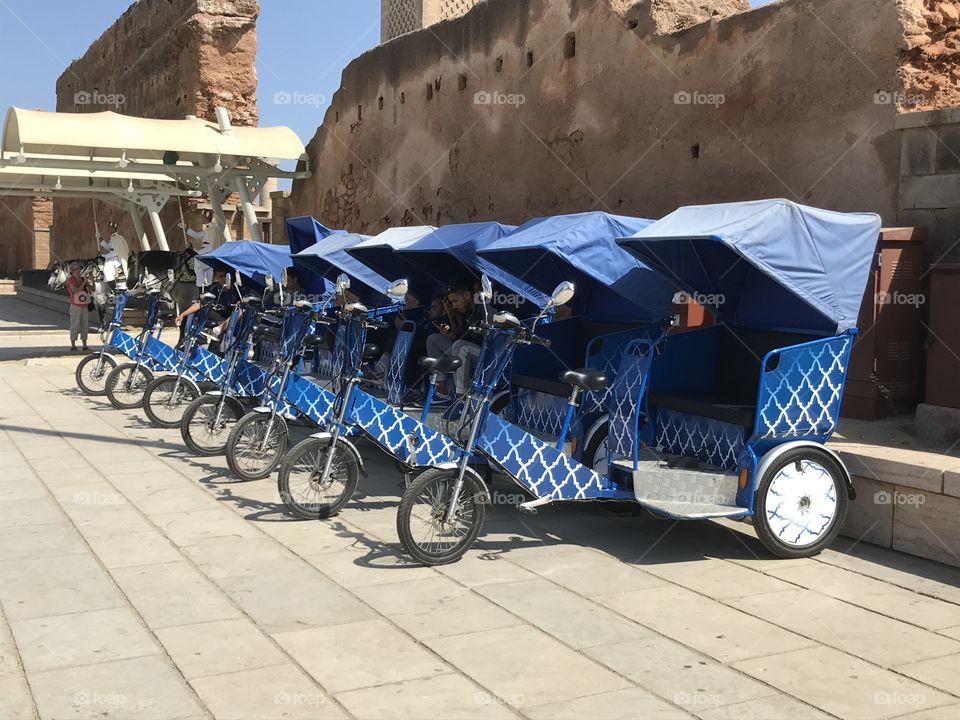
[143,376,199,428]
[75,353,117,396]
[581,421,609,474]
[278,437,359,520]
[754,447,848,559]
[181,395,242,456]
[397,468,486,566]
[226,411,288,480]
[105,363,154,410]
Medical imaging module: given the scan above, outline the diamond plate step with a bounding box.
[612,454,748,519]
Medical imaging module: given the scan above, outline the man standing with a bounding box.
[186,210,214,288]
[65,262,92,352]
[100,222,130,290]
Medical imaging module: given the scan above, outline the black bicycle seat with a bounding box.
[362,343,380,361]
[560,368,608,392]
[419,356,463,373]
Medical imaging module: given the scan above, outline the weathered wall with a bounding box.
[898,0,960,111]
[48,0,259,262]
[291,0,905,240]
[0,197,50,277]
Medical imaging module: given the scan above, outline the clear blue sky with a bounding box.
[0,0,772,147]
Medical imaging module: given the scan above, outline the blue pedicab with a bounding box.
[277,275,464,520]
[141,240,295,430]
[75,289,134,395]
[395,200,880,564]
[179,297,270,455]
[103,288,174,409]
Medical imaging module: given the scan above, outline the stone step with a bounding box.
[0,279,18,295]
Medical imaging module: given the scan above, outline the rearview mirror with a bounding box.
[336,273,351,294]
[480,274,493,301]
[280,268,288,286]
[264,276,274,292]
[387,278,408,301]
[549,281,575,307]
[235,271,242,287]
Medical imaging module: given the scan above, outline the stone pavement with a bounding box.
[1,304,960,719]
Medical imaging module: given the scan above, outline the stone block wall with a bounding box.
[45,0,259,263]
[0,197,51,277]
[294,0,904,235]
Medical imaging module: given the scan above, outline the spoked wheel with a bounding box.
[75,353,118,396]
[105,363,155,410]
[397,468,486,566]
[181,395,243,456]
[278,437,359,520]
[582,421,609,475]
[143,376,199,428]
[225,412,289,480]
[754,447,849,559]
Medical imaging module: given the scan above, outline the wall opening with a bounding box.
[458,74,468,91]
[378,96,384,110]
[426,83,434,100]
[564,32,576,59]
[526,50,534,67]
[690,143,700,159]
[495,56,503,72]
[400,92,406,104]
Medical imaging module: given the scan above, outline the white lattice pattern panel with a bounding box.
[383,0,422,41]
[435,0,482,21]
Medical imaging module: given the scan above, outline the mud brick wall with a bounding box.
[47,0,259,262]
[291,0,911,237]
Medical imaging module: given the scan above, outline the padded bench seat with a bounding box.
[649,393,755,430]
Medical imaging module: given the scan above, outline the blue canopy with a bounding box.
[201,241,292,289]
[285,216,345,296]
[477,212,676,322]
[292,232,394,299]
[617,199,881,334]
[346,225,436,300]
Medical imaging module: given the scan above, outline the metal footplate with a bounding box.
[612,455,749,520]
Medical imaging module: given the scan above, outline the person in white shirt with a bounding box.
[100,222,130,289]
[186,210,214,288]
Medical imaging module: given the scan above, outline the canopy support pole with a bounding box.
[128,206,151,251]
[234,178,263,243]
[203,180,232,246]
[148,209,170,252]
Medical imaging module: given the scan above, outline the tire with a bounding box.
[75,353,117,396]
[397,467,486,566]
[581,420,609,474]
[105,363,155,410]
[278,437,359,520]
[754,447,849,559]
[143,376,199,428]
[181,395,243,456]
[225,411,289,481]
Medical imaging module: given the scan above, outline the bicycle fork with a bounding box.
[316,377,358,484]
[443,396,484,525]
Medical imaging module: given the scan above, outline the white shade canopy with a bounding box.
[2,107,307,165]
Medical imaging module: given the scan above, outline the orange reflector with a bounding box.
[739,467,749,489]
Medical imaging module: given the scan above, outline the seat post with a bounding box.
[556,386,582,450]
[420,369,440,423]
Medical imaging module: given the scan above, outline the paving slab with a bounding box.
[637,557,796,599]
[696,694,831,719]
[426,625,631,709]
[0,603,38,720]
[84,531,184,569]
[336,673,518,719]
[28,655,205,720]
[188,664,346,720]
[584,635,772,711]
[110,561,242,629]
[0,521,88,562]
[734,588,960,666]
[156,618,288,680]
[352,574,520,641]
[524,687,692,719]
[273,619,452,693]
[733,646,956,720]
[9,607,161,673]
[894,653,960,697]
[596,584,815,663]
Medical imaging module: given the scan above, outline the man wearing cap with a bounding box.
[65,262,92,352]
